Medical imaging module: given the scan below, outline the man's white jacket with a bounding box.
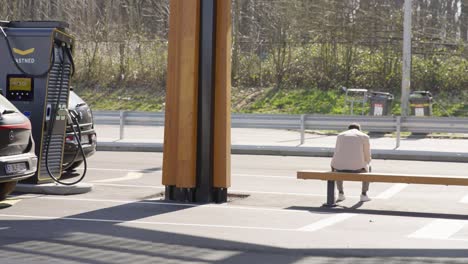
[331,129,371,171]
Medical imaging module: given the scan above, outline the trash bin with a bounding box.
[409,91,433,117]
[369,91,394,116]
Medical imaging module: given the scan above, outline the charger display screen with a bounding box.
[7,75,34,101]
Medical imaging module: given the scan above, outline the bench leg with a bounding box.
[323,180,337,207]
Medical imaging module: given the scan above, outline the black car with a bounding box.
[62,91,97,171]
[0,95,37,200]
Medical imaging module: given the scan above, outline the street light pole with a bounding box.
[401,0,412,117]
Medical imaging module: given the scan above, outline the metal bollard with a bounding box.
[396,116,401,149]
[119,110,126,140]
[300,114,305,145]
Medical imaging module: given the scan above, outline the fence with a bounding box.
[93,111,468,148]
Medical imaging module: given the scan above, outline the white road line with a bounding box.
[459,194,468,204]
[229,189,365,198]
[92,183,165,188]
[30,196,312,214]
[87,170,293,179]
[92,172,144,183]
[374,184,408,199]
[298,213,356,232]
[0,214,300,232]
[408,219,467,240]
[84,168,145,172]
[229,189,329,197]
[234,173,296,179]
[90,183,364,198]
[0,227,10,230]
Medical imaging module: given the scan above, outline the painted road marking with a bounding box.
[459,194,468,204]
[409,219,467,240]
[0,214,302,232]
[91,183,165,188]
[298,213,356,232]
[89,183,365,198]
[92,172,144,183]
[0,227,10,230]
[234,173,296,179]
[27,196,313,214]
[375,183,408,199]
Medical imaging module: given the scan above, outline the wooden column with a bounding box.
[213,0,232,196]
[163,0,200,201]
[163,0,231,203]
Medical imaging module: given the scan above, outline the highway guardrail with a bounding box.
[94,111,468,148]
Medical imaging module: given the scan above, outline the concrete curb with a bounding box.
[97,142,468,163]
[98,142,164,152]
[15,183,93,195]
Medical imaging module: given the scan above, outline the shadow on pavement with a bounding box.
[0,200,467,263]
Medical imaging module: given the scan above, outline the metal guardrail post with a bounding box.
[396,116,401,149]
[300,114,305,145]
[119,110,126,140]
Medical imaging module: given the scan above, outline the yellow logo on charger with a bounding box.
[13,48,35,56]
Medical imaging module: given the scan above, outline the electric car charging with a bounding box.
[0,20,89,187]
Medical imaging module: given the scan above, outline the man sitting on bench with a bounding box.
[331,123,372,203]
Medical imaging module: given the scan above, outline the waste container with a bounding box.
[369,91,394,116]
[409,91,433,116]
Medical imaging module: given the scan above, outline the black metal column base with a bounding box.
[165,186,196,202]
[165,185,175,201]
[165,186,228,204]
[213,188,227,203]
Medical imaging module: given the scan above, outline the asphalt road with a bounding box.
[1,152,468,263]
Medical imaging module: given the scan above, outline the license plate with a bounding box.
[5,162,27,174]
[80,135,89,144]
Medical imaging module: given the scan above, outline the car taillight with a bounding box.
[0,120,32,130]
[66,135,75,142]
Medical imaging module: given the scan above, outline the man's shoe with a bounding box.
[360,194,371,202]
[336,193,346,202]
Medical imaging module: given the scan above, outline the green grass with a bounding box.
[77,86,468,118]
[78,89,165,111]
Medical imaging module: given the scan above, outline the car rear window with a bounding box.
[0,95,19,113]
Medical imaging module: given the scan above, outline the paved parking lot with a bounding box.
[1,152,468,263]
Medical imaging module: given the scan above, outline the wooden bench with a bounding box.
[297,170,468,207]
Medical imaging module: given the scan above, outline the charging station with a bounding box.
[0,21,74,184]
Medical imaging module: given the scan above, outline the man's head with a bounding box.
[348,123,361,131]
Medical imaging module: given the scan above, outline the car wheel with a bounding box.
[0,181,17,201]
[67,160,84,171]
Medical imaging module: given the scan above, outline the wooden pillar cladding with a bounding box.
[213,0,232,188]
[162,0,200,188]
[163,0,231,202]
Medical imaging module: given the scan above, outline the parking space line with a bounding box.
[408,219,467,240]
[375,183,408,199]
[233,173,296,179]
[229,189,365,198]
[0,213,301,232]
[85,168,145,172]
[30,196,313,214]
[92,172,144,183]
[298,213,356,232]
[92,183,164,188]
[89,183,364,198]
